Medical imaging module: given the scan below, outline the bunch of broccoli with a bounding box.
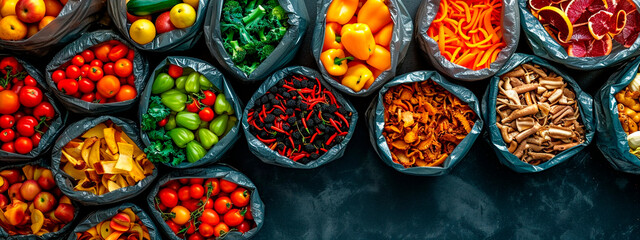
[221,0,289,74]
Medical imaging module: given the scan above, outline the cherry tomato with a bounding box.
[103,63,115,75]
[159,188,178,208]
[201,197,213,209]
[11,81,23,94]
[118,77,127,85]
[108,44,129,62]
[0,115,15,129]
[0,90,20,115]
[182,199,200,212]
[198,223,215,238]
[33,102,55,121]
[237,221,251,233]
[230,188,250,207]
[31,132,41,147]
[220,179,238,193]
[19,86,43,108]
[80,64,90,78]
[127,50,135,61]
[57,79,79,95]
[223,209,245,227]
[187,233,204,240]
[97,75,120,98]
[214,196,232,214]
[94,43,112,62]
[115,85,136,102]
[78,78,95,94]
[94,92,107,103]
[185,220,196,234]
[201,91,216,106]
[13,111,25,121]
[164,180,181,192]
[81,50,95,62]
[71,55,85,66]
[197,107,214,122]
[200,209,220,226]
[189,178,204,185]
[156,202,168,212]
[204,178,220,196]
[179,178,189,185]
[87,66,104,82]
[186,98,201,113]
[170,206,190,225]
[14,137,33,154]
[89,60,103,67]
[245,206,253,220]
[167,64,183,78]
[16,116,37,137]
[23,75,37,87]
[0,57,22,75]
[1,142,15,153]
[126,75,135,86]
[65,65,81,79]
[114,59,133,77]
[51,70,66,83]
[213,223,229,237]
[178,186,191,202]
[0,129,15,142]
[165,220,180,235]
[189,184,204,199]
[157,118,168,127]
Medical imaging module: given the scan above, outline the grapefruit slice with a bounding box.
[616,0,636,13]
[588,0,607,13]
[588,10,614,39]
[606,0,619,12]
[614,11,639,47]
[565,0,596,23]
[571,25,596,41]
[586,34,613,56]
[567,41,588,57]
[530,0,554,11]
[609,10,627,35]
[538,6,574,42]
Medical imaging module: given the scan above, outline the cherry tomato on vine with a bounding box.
[186,98,200,113]
[0,115,15,129]
[19,86,43,108]
[16,116,37,137]
[71,55,85,67]
[14,137,33,154]
[0,57,21,74]
[214,196,232,214]
[223,209,245,227]
[201,91,216,106]
[185,220,196,234]
[167,64,183,78]
[0,129,15,142]
[220,179,238,193]
[178,186,191,202]
[198,107,214,122]
[230,188,250,207]
[65,65,80,79]
[198,223,215,238]
[237,221,251,233]
[200,209,220,226]
[204,178,220,196]
[164,180,181,192]
[81,50,95,62]
[33,102,55,121]
[87,66,103,81]
[89,60,103,67]
[188,233,204,240]
[159,188,178,208]
[201,197,214,209]
[23,76,37,87]
[189,184,204,199]
[189,178,203,185]
[165,220,180,235]
[213,222,229,237]
[245,205,254,220]
[170,206,190,225]
[182,199,200,212]
[31,132,41,147]
[57,79,79,95]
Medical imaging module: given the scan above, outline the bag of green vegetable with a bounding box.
[44,30,150,116]
[595,56,640,174]
[147,164,264,240]
[139,56,243,169]
[66,203,160,240]
[51,116,158,206]
[203,0,309,83]
[312,0,413,97]
[242,66,358,169]
[107,0,209,52]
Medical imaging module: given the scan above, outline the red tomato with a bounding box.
[80,64,90,78]
[1,142,15,153]
[198,223,215,238]
[182,199,200,212]
[103,63,115,75]
[201,91,216,106]
[156,202,168,212]
[187,233,204,240]
[51,70,66,83]
[0,129,15,142]
[204,178,220,196]
[89,60,103,67]
[185,220,196,234]
[31,132,41,147]
[220,179,238,193]
[213,223,229,237]
[198,107,214,122]
[159,188,178,208]
[18,86,43,108]
[57,79,79,95]
[0,57,22,74]
[114,59,133,77]
[14,137,33,154]
[237,221,251,233]
[126,50,135,61]
[16,116,37,137]
[230,188,250,207]
[94,92,107,103]
[163,180,181,192]
[214,197,232,214]
[189,178,204,185]
[96,75,120,98]
[12,111,24,121]
[178,186,191,202]
[189,184,204,199]
[245,206,253,220]
[93,43,112,62]
[167,64,183,78]
[0,90,20,115]
[80,93,95,102]
[87,66,104,81]
[23,76,37,87]
[200,209,220,226]
[0,115,15,128]
[81,50,95,62]
[119,77,127,85]
[165,220,180,235]
[71,55,85,66]
[115,85,136,102]
[170,206,191,225]
[201,197,213,209]
[65,65,80,79]
[108,44,129,62]
[78,78,95,94]
[126,75,135,86]
[11,81,23,94]
[33,102,55,121]
[186,98,200,113]
[179,178,189,185]
[223,209,245,227]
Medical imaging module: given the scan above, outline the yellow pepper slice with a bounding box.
[326,0,358,25]
[341,62,373,92]
[341,23,376,60]
[321,49,353,76]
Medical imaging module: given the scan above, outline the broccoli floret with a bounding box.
[271,6,286,20]
[239,61,260,74]
[243,5,267,31]
[223,0,243,23]
[268,26,287,42]
[229,40,246,63]
[258,44,275,61]
[243,40,264,55]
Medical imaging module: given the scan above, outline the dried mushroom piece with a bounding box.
[495,64,585,165]
[382,80,476,168]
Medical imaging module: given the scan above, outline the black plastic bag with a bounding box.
[108,0,209,52]
[481,53,595,172]
[203,0,309,83]
[366,71,483,176]
[312,0,413,97]
[146,165,264,240]
[595,56,640,173]
[0,55,68,162]
[0,0,105,56]
[416,0,520,81]
[66,203,160,240]
[519,0,640,70]
[51,116,158,205]
[242,66,358,169]
[138,56,244,168]
[44,30,149,115]
[0,159,81,240]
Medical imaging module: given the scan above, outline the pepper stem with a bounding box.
[335,36,341,43]
[334,56,353,65]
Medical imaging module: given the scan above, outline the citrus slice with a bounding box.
[571,25,596,41]
[538,6,574,42]
[567,41,588,57]
[586,33,613,56]
[609,10,627,35]
[588,0,607,13]
[606,0,618,12]
[530,0,553,11]
[616,0,636,13]
[560,0,572,11]
[588,10,614,39]
[565,0,596,23]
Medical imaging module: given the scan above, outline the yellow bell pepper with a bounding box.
[341,23,376,60]
[326,0,358,25]
[323,23,343,51]
[367,67,384,89]
[374,23,393,47]
[341,62,373,92]
[321,49,353,76]
[366,45,391,71]
[357,0,392,33]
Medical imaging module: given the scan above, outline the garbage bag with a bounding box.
[366,70,483,176]
[312,0,413,97]
[481,53,595,172]
[66,203,160,240]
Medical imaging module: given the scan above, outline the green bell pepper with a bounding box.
[176,111,201,130]
[151,73,174,94]
[161,90,187,112]
[214,93,233,115]
[209,114,228,136]
[175,76,187,91]
[197,128,218,150]
[223,116,237,137]
[185,72,201,93]
[186,141,207,163]
[167,128,194,148]
[198,74,212,89]
[164,112,177,131]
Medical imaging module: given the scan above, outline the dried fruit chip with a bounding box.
[588,10,614,40]
[538,6,574,42]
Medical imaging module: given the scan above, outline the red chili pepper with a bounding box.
[274,104,285,112]
[326,133,338,146]
[287,148,292,158]
[270,126,288,134]
[335,112,349,128]
[283,84,296,91]
[306,110,314,122]
[324,90,337,105]
[320,148,328,152]
[330,119,343,133]
[299,89,314,94]
[270,142,278,150]
[310,132,318,143]
[302,115,309,130]
[339,132,348,136]
[289,136,295,149]
[292,153,305,162]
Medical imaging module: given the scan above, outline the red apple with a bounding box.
[15,0,45,23]
[0,176,8,193]
[19,179,41,201]
[0,169,22,184]
[36,169,55,190]
[42,0,61,16]
[4,200,27,226]
[0,194,8,208]
[8,182,23,202]
[33,191,56,213]
[155,11,176,34]
[54,203,74,223]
